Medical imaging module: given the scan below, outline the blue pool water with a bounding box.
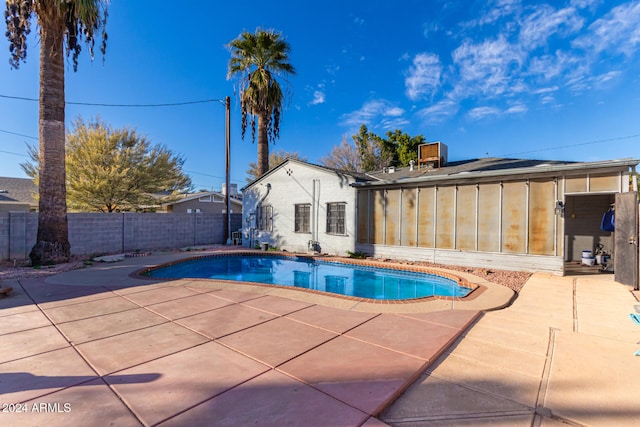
[145,255,470,300]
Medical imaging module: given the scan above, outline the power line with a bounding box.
[0,93,224,107]
[500,134,640,157]
[0,128,37,139]
[0,148,29,157]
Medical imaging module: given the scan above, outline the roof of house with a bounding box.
[0,177,37,206]
[162,191,243,207]
[242,158,375,191]
[240,156,640,190]
[354,157,640,187]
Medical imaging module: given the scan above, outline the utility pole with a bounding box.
[225,96,232,245]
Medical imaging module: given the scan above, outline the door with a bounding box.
[614,192,639,289]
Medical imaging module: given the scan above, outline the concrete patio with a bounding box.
[1,251,639,426]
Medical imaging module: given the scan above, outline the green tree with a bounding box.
[329,125,427,172]
[5,0,108,265]
[353,124,396,172]
[245,149,306,183]
[320,135,361,172]
[227,29,295,177]
[22,117,192,212]
[386,129,426,167]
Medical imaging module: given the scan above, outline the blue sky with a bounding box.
[1,0,639,191]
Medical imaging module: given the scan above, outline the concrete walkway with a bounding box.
[1,252,639,426]
[382,273,640,426]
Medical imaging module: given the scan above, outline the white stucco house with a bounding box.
[241,159,371,254]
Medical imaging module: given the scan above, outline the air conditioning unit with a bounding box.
[418,142,447,170]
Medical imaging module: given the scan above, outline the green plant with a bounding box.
[346,250,366,259]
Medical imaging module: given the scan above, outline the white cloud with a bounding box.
[385,107,405,117]
[417,99,459,124]
[528,53,572,80]
[381,117,410,129]
[519,5,583,49]
[342,0,638,130]
[452,35,524,97]
[309,91,325,105]
[340,99,407,129]
[405,53,442,100]
[592,70,622,86]
[505,103,527,114]
[531,86,560,94]
[540,95,556,104]
[573,0,640,56]
[463,0,521,28]
[468,106,502,120]
[325,64,340,76]
[570,0,602,10]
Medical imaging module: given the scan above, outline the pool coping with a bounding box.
[132,250,515,313]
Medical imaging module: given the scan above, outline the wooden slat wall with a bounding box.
[355,170,626,273]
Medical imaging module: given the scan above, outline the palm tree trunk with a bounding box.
[29,15,70,265]
[257,110,270,176]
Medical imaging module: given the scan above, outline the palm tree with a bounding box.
[4,0,108,265]
[227,29,295,177]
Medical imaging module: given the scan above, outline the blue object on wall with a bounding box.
[600,208,615,232]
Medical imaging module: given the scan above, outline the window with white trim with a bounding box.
[326,202,346,235]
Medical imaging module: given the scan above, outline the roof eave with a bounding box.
[351,158,640,187]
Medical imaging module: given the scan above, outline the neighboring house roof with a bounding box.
[242,158,375,191]
[353,157,640,187]
[162,191,243,208]
[0,176,37,207]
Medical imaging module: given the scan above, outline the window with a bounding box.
[326,202,346,235]
[295,204,311,233]
[258,205,273,231]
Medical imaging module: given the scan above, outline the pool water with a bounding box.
[146,255,470,300]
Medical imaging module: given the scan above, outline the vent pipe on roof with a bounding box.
[409,160,415,171]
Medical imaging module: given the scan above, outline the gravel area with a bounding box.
[1,253,532,293]
[369,258,531,293]
[0,258,87,281]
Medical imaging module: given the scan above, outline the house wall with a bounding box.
[0,203,30,213]
[356,170,628,274]
[0,212,242,260]
[242,163,357,255]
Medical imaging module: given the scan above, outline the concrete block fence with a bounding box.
[0,212,242,261]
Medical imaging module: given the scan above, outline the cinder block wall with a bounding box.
[1,212,242,260]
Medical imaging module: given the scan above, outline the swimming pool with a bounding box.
[144,253,472,300]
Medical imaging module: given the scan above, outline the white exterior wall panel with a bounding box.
[242,161,358,255]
